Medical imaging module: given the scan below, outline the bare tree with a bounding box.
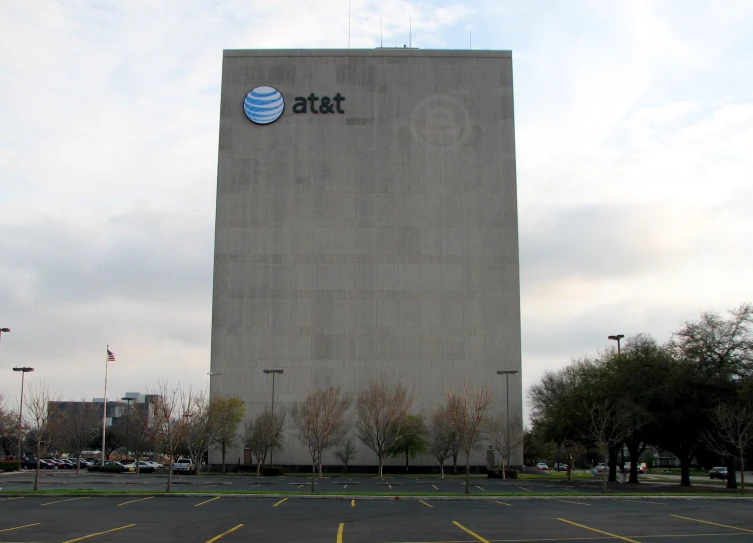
[244,407,286,476]
[558,439,587,482]
[0,394,16,458]
[427,407,455,478]
[356,381,413,477]
[291,387,353,492]
[335,437,357,473]
[580,399,637,494]
[699,401,753,494]
[212,396,245,472]
[24,382,63,490]
[121,402,155,475]
[444,383,492,494]
[485,413,524,480]
[57,401,100,473]
[147,381,192,492]
[183,391,222,476]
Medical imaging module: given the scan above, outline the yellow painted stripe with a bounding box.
[297,484,304,488]
[117,496,154,507]
[204,523,244,543]
[493,501,512,507]
[344,484,348,489]
[388,484,392,489]
[41,497,89,506]
[0,497,23,502]
[557,500,590,506]
[273,497,288,507]
[557,518,640,543]
[195,496,221,507]
[432,484,439,490]
[475,485,485,490]
[518,486,531,492]
[351,499,355,507]
[419,500,433,508]
[453,521,491,543]
[626,499,667,506]
[60,524,136,543]
[672,514,753,533]
[0,523,40,533]
[337,522,344,543]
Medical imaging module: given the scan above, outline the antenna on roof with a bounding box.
[409,18,412,48]
[380,17,383,48]
[469,31,472,49]
[348,0,351,48]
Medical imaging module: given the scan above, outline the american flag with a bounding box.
[107,349,116,362]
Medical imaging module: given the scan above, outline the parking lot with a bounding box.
[0,494,751,543]
[0,471,737,495]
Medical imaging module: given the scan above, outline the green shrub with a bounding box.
[0,461,20,472]
[260,466,285,476]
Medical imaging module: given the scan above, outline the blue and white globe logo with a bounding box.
[243,86,284,125]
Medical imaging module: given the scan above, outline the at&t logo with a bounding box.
[243,86,285,125]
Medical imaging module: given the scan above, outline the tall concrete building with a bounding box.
[210,49,522,468]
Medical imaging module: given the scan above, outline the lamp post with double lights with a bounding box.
[13,367,34,459]
[263,369,284,466]
[608,334,625,355]
[496,370,519,468]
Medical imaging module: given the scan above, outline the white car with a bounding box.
[536,463,549,471]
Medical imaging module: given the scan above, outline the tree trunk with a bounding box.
[167,458,173,492]
[34,457,40,491]
[502,458,506,480]
[726,456,738,489]
[607,445,619,482]
[626,441,645,484]
[453,453,458,474]
[567,452,574,482]
[221,443,226,473]
[602,449,608,494]
[740,449,745,495]
[679,455,691,487]
[440,461,444,479]
[464,451,470,495]
[378,455,384,478]
[75,456,81,474]
[136,453,141,475]
[256,459,261,477]
[405,450,409,472]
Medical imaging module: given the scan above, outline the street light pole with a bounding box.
[13,367,34,459]
[0,327,10,354]
[263,369,284,466]
[608,334,625,355]
[496,370,519,468]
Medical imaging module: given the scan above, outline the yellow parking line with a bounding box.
[117,496,154,507]
[344,484,348,489]
[297,484,305,488]
[518,486,531,492]
[388,484,392,489]
[351,499,355,507]
[672,514,753,533]
[475,485,485,491]
[493,501,512,506]
[453,521,490,543]
[337,522,344,543]
[557,500,590,506]
[626,499,667,506]
[273,497,288,507]
[41,497,89,506]
[0,523,40,533]
[420,500,433,508]
[205,523,243,543]
[557,518,640,543]
[432,485,439,490]
[0,497,23,502]
[195,496,221,507]
[60,523,136,543]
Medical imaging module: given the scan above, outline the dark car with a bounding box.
[709,466,728,479]
[22,458,57,469]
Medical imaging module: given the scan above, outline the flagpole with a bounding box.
[101,345,109,464]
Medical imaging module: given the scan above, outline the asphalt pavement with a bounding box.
[1,470,745,495]
[0,493,751,543]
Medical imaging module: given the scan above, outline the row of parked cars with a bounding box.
[19,457,166,472]
[20,458,94,470]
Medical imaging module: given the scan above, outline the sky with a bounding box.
[1,0,752,420]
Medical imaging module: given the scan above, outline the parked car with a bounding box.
[536,463,549,471]
[709,466,728,480]
[124,461,155,473]
[594,463,607,473]
[43,458,67,469]
[623,462,645,474]
[145,461,164,470]
[172,457,195,474]
[554,463,568,471]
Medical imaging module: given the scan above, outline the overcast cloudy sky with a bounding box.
[1,0,752,417]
